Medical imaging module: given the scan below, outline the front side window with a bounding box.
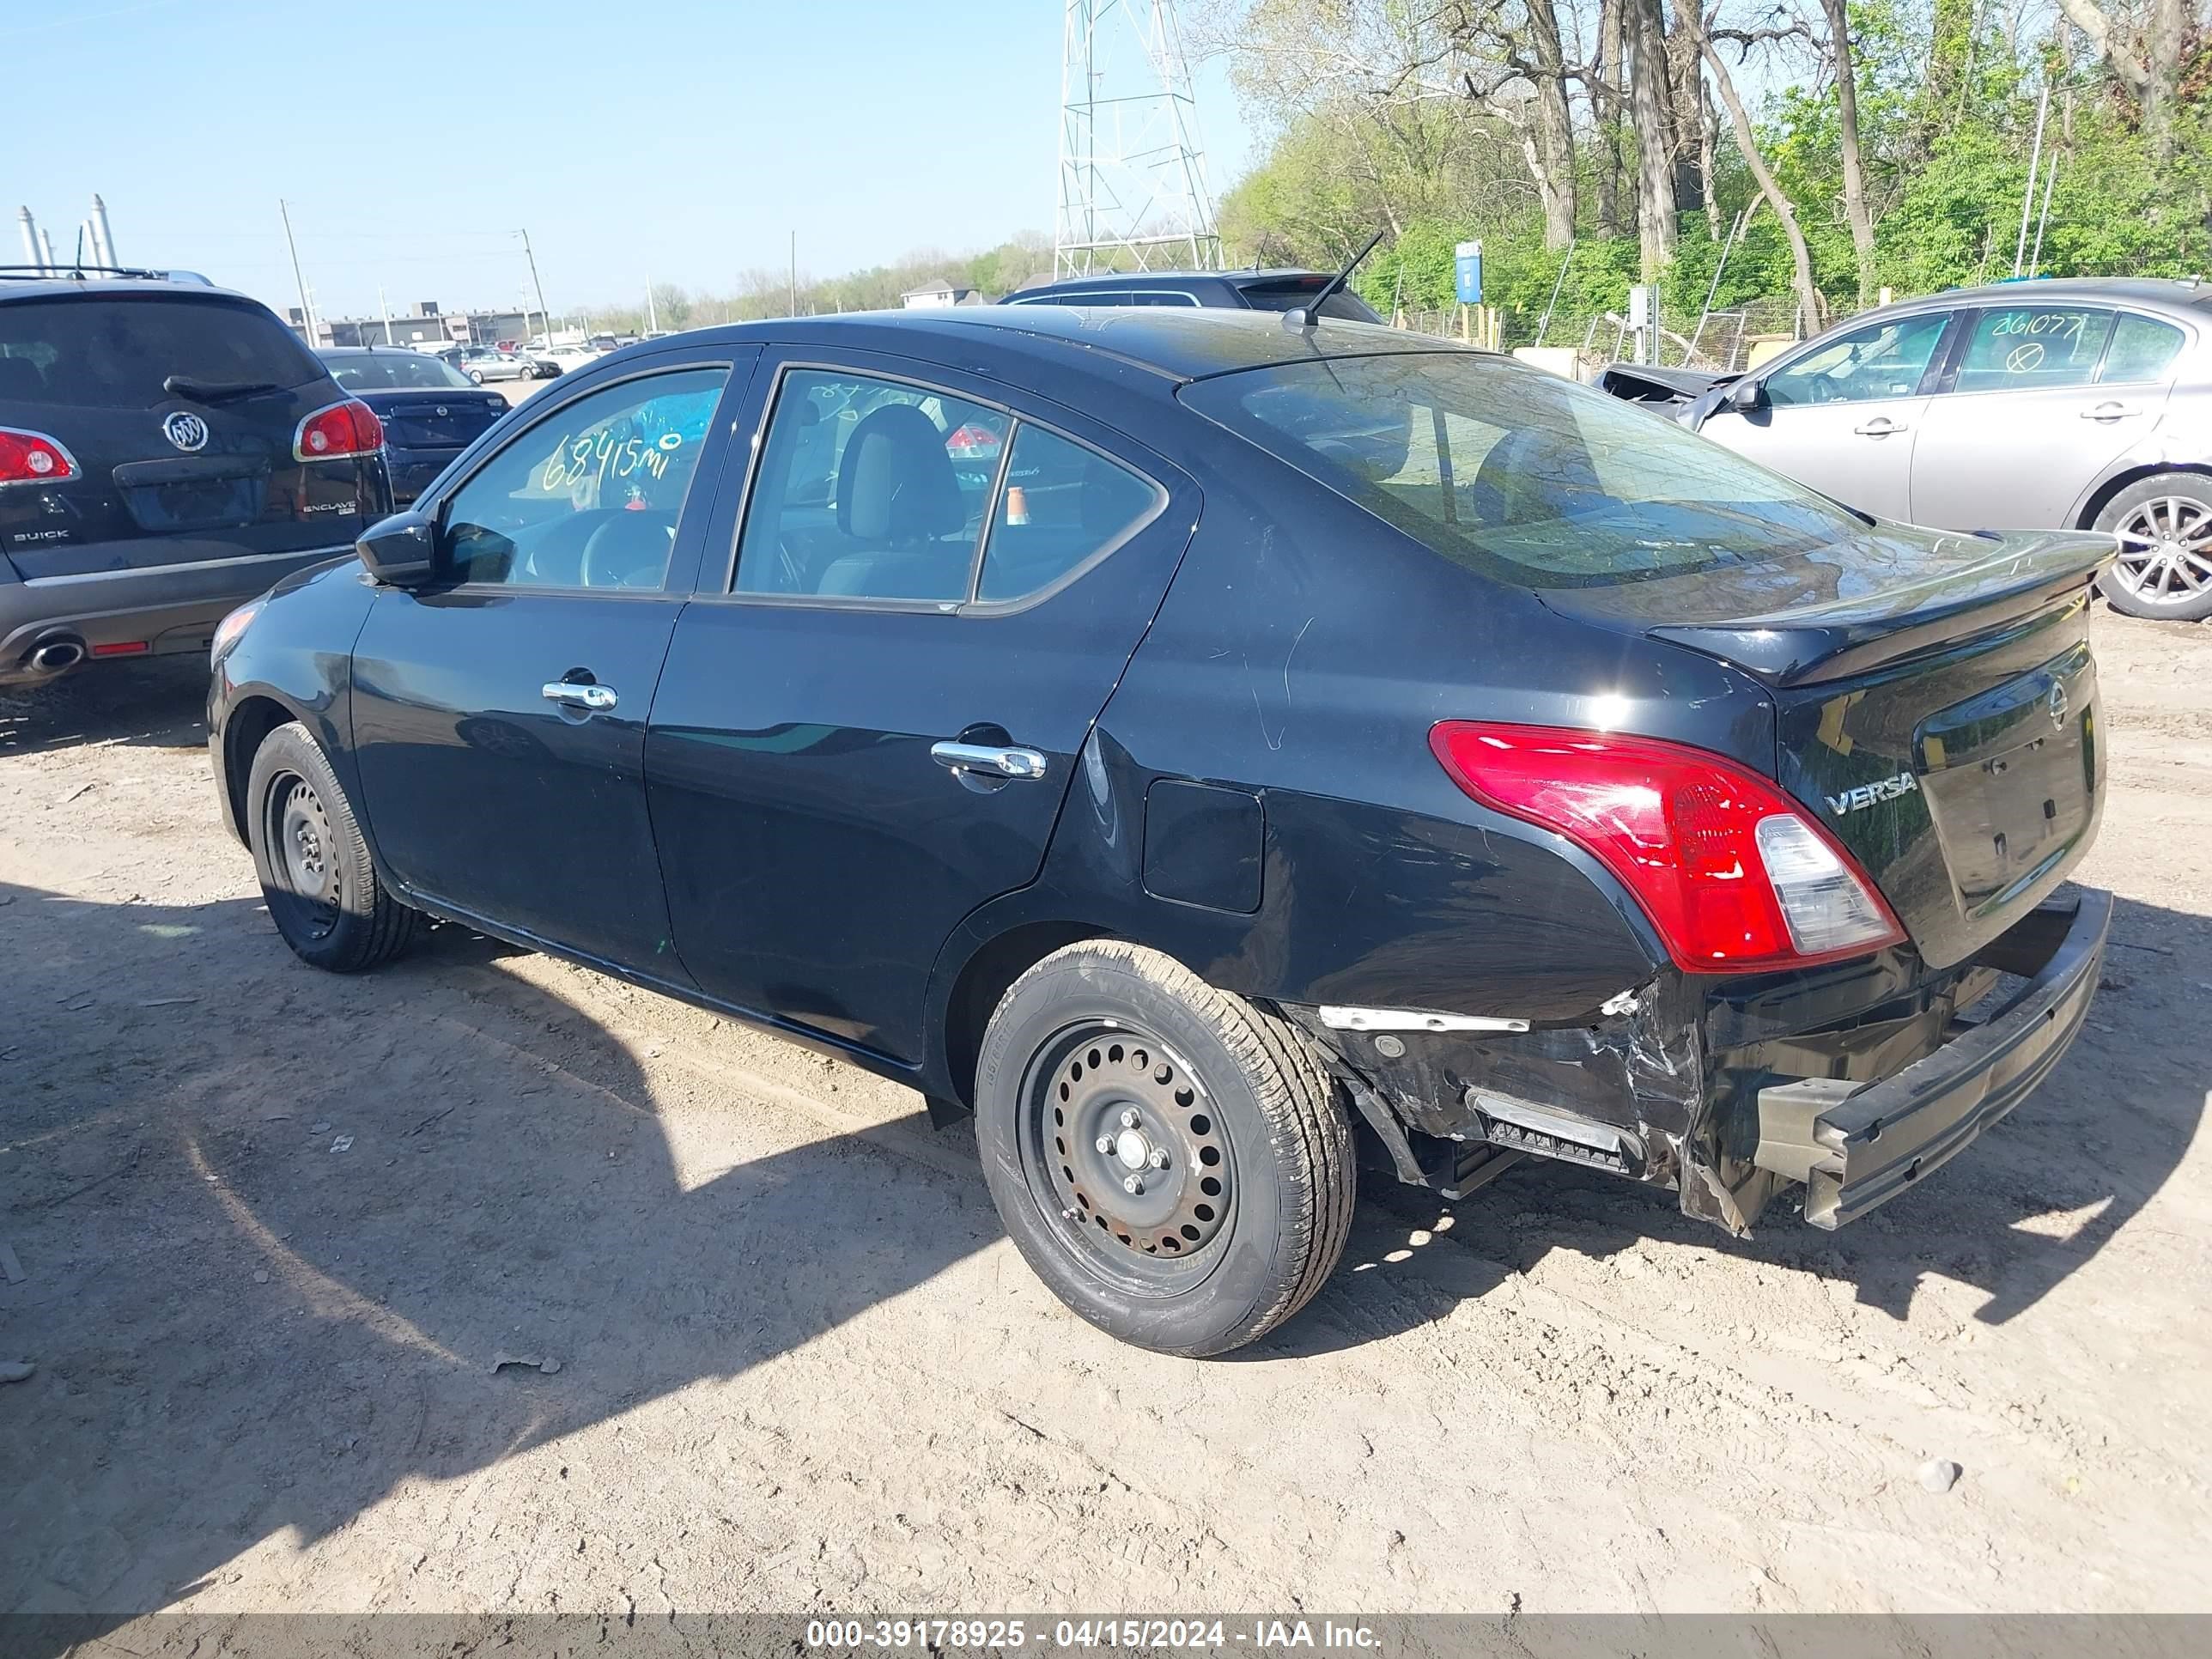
[734,369,1008,601]
[1763,313,1950,408]
[441,365,726,590]
[2100,313,2186,384]
[1182,350,1870,588]
[1954,307,2113,393]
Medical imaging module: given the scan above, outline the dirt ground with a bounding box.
[2,604,2208,1632]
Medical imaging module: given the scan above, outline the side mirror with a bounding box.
[1726,377,1767,413]
[356,512,438,587]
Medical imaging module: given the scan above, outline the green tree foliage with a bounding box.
[1219,1,2212,349]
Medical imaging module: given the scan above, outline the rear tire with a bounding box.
[2094,471,2212,620]
[974,940,1354,1356]
[246,722,421,973]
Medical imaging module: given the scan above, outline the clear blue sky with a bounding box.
[14,0,1256,321]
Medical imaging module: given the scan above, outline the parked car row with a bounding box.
[204,301,2112,1356]
[0,258,2128,1355]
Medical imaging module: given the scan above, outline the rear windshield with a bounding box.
[1180,351,1869,588]
[323,352,474,391]
[1236,279,1382,324]
[0,295,325,410]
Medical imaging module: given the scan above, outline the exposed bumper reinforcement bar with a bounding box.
[1753,888,2111,1230]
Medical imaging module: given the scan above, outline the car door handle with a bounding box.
[2081,402,2140,421]
[1853,417,1908,436]
[541,681,617,712]
[930,740,1048,781]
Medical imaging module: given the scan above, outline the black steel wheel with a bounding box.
[245,721,422,973]
[1024,1022,1234,1282]
[975,940,1353,1356]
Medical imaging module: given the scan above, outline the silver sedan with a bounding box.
[1682,276,2212,620]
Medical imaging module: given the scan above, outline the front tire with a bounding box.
[2094,472,2212,620]
[468,368,486,385]
[246,722,421,973]
[975,941,1354,1356]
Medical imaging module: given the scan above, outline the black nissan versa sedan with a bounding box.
[207,307,2112,1355]
[1,274,390,685]
[318,345,511,506]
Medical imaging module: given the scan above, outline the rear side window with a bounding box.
[0,296,324,409]
[2100,313,2186,383]
[1954,307,2112,392]
[980,425,1162,601]
[1182,350,1868,588]
[734,368,1009,602]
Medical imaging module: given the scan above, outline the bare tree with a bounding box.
[1591,0,1630,234]
[1700,27,1825,331]
[1629,0,1679,276]
[1818,0,1878,304]
[1522,0,1581,249]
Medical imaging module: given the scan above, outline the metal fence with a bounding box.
[1389,293,1807,377]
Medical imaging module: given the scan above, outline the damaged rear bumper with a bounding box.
[1752,889,2110,1229]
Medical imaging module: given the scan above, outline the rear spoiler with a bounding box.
[1640,532,2113,686]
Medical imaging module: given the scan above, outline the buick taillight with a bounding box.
[1430,721,1905,972]
[0,426,79,489]
[292,398,384,462]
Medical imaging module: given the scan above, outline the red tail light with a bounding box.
[1430,721,1905,972]
[293,398,384,462]
[0,426,80,489]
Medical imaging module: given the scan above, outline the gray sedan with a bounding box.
[1681,277,2212,619]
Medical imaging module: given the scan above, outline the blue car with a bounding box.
[318,346,510,505]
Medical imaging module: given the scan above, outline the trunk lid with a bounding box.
[0,289,382,580]
[1540,526,2111,969]
[360,391,505,453]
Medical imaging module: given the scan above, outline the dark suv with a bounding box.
[0,273,391,685]
[1005,267,1384,323]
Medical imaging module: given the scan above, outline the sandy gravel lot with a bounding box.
[2,605,2208,1638]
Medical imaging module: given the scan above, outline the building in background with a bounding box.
[900,278,990,309]
[280,301,536,349]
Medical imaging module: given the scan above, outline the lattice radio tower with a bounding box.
[1055,0,1222,278]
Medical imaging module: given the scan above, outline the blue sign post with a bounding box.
[1454,240,1483,306]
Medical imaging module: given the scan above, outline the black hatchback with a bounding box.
[319,346,511,506]
[208,308,2112,1356]
[0,275,390,685]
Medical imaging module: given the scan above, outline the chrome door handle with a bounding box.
[1853,417,1907,436]
[2081,403,2139,421]
[931,740,1048,781]
[541,681,617,712]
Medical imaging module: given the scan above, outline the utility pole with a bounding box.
[378,284,393,346]
[518,228,550,343]
[279,198,315,342]
[2014,86,2049,278]
[788,231,797,318]
[645,277,658,334]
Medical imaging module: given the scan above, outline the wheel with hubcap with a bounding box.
[2094,472,2212,620]
[245,721,422,973]
[975,940,1354,1355]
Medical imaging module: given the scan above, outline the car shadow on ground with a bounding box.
[0,878,1006,1635]
[0,659,210,758]
[2,872,2202,1630]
